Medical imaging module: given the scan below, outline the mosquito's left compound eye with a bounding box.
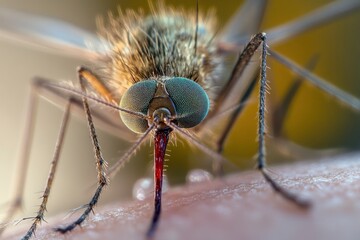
[165,77,210,128]
[119,80,157,133]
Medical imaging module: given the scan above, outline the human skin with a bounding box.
[4,153,360,240]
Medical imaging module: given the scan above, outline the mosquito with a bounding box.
[0,1,360,239]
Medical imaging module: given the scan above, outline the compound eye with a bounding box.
[119,80,157,133]
[165,77,209,128]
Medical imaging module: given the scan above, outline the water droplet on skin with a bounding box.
[186,169,213,184]
[132,176,169,201]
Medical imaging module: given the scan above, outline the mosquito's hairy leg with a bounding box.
[268,56,330,158]
[0,84,38,236]
[257,33,310,208]
[210,33,310,207]
[73,66,116,103]
[21,97,74,240]
[53,67,155,235]
[54,67,109,234]
[212,76,257,176]
[270,56,318,139]
[210,33,265,176]
[0,78,79,238]
[268,49,360,111]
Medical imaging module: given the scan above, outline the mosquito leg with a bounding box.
[1,78,80,236]
[209,33,265,120]
[1,74,110,237]
[268,49,360,111]
[168,122,231,170]
[21,98,73,240]
[73,66,116,103]
[211,33,265,175]
[257,33,310,208]
[269,55,346,158]
[108,125,153,179]
[55,67,108,234]
[0,85,38,236]
[271,55,318,138]
[213,75,257,176]
[271,74,303,138]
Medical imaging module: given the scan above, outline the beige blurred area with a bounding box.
[0,0,359,231]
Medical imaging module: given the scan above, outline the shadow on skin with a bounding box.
[4,153,360,240]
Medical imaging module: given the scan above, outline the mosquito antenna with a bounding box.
[193,0,199,56]
[166,121,237,169]
[201,99,255,131]
[38,80,150,120]
[108,123,155,179]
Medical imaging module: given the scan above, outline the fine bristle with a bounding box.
[96,4,224,102]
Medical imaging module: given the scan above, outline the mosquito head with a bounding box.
[119,77,210,133]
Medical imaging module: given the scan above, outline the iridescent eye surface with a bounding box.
[165,77,209,128]
[119,80,157,133]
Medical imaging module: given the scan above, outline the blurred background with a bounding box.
[0,0,359,228]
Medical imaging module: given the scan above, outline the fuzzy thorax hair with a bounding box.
[96,4,225,103]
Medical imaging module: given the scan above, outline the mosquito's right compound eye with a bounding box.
[119,80,157,133]
[165,77,210,128]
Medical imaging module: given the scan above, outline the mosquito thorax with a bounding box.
[119,77,210,134]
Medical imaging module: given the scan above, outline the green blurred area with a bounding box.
[225,0,360,166]
[0,0,359,219]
